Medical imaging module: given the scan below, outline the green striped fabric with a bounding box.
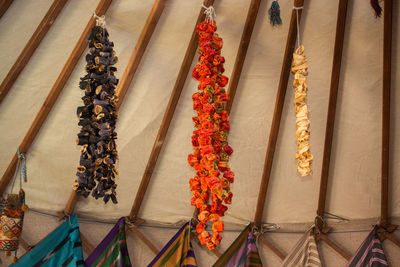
[85,217,131,267]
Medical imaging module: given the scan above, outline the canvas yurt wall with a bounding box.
[0,0,399,266]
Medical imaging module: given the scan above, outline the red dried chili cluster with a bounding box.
[188,20,234,250]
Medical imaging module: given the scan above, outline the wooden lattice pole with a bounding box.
[63,0,167,216]
[252,0,307,261]
[0,0,113,196]
[380,0,400,247]
[224,0,261,114]
[381,0,392,229]
[128,0,215,222]
[0,0,13,18]
[315,0,351,260]
[0,0,69,105]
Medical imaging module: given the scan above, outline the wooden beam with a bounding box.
[63,0,166,216]
[253,0,305,228]
[128,0,215,221]
[319,234,351,260]
[116,0,166,110]
[312,0,352,261]
[381,0,392,228]
[316,0,349,221]
[225,0,261,114]
[63,191,79,216]
[251,1,306,260]
[19,237,32,251]
[259,234,286,260]
[128,225,160,255]
[386,232,400,248]
[0,0,113,195]
[80,231,95,254]
[0,0,69,105]
[0,0,13,18]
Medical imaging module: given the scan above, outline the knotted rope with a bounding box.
[10,148,27,193]
[94,13,106,27]
[293,6,303,48]
[202,3,216,22]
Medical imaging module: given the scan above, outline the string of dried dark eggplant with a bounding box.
[73,19,119,204]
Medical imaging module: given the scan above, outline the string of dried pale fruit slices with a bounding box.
[292,45,312,176]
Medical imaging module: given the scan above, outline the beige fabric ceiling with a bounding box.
[0,0,399,232]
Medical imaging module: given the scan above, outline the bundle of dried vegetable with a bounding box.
[74,19,119,203]
[292,45,312,176]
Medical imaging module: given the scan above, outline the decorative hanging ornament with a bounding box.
[189,5,234,250]
[0,149,28,264]
[73,14,119,203]
[370,0,382,18]
[268,0,282,26]
[292,45,313,176]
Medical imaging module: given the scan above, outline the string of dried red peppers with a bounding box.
[188,20,234,250]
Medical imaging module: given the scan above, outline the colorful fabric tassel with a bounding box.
[370,0,382,18]
[268,0,282,26]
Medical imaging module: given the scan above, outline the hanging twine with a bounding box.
[93,13,106,27]
[10,148,27,193]
[293,6,303,48]
[268,0,282,26]
[370,0,382,18]
[202,3,216,22]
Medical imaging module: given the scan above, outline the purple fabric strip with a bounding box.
[85,217,125,266]
[226,237,248,266]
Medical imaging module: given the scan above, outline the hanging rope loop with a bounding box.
[293,6,303,48]
[10,148,27,193]
[93,13,106,27]
[202,2,216,22]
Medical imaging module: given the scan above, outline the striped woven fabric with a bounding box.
[148,222,197,267]
[85,217,131,267]
[11,214,84,267]
[346,224,388,267]
[281,226,321,267]
[213,224,262,267]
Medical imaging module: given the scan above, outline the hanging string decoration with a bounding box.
[0,150,28,264]
[292,45,312,176]
[188,6,234,250]
[74,15,119,203]
[268,0,282,26]
[370,0,382,18]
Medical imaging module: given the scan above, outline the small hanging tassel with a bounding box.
[268,0,282,26]
[12,252,18,263]
[370,0,382,17]
[21,202,29,212]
